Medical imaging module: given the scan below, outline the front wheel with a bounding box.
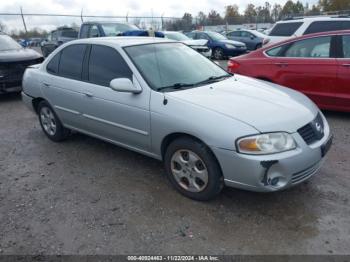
[164,138,224,201]
[212,48,225,60]
[38,101,69,142]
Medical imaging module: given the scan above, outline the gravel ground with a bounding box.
[0,93,349,255]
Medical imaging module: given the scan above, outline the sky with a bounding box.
[0,0,318,32]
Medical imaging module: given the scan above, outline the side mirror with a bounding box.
[250,35,255,40]
[110,78,142,94]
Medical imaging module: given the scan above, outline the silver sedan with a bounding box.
[22,37,332,200]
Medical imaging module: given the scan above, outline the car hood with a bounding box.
[166,75,318,133]
[219,39,246,47]
[181,39,208,46]
[0,48,42,62]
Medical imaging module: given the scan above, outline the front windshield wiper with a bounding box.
[157,83,195,92]
[194,74,231,86]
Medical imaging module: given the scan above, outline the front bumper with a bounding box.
[0,80,22,94]
[211,114,332,192]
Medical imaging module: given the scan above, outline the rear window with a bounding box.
[58,44,86,80]
[304,21,350,35]
[61,30,78,38]
[269,22,303,37]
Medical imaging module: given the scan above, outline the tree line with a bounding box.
[165,0,350,30]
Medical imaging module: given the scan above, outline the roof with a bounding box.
[277,16,350,23]
[263,29,350,50]
[70,36,176,47]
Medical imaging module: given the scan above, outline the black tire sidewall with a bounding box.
[38,101,68,142]
[164,138,224,201]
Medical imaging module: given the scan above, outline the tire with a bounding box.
[38,101,69,142]
[164,137,224,201]
[212,48,225,60]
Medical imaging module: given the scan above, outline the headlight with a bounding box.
[224,44,236,49]
[237,132,296,155]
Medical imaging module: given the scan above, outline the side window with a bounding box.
[284,36,331,58]
[342,35,350,58]
[47,33,52,41]
[88,45,132,87]
[304,21,350,35]
[229,31,241,37]
[58,44,87,80]
[266,46,284,57]
[241,31,251,38]
[80,25,90,38]
[269,22,303,37]
[197,33,210,40]
[47,52,60,74]
[186,32,195,39]
[89,25,100,38]
[52,31,58,40]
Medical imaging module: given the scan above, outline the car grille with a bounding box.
[297,113,325,145]
[0,58,43,82]
[291,161,321,184]
[194,47,210,53]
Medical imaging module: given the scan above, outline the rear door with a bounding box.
[42,44,87,129]
[271,35,338,108]
[335,34,350,110]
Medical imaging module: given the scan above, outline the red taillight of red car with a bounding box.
[227,60,240,73]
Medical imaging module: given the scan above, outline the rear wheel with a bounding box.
[164,137,224,201]
[38,101,69,142]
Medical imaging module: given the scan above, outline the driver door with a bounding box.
[79,44,151,152]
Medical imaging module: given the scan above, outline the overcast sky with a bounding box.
[0,0,318,31]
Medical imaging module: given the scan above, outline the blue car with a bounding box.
[186,31,247,60]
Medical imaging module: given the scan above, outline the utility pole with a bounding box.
[81,8,84,23]
[20,6,28,34]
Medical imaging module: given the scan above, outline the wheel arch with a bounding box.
[160,133,222,173]
[32,97,46,114]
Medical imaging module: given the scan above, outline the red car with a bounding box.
[228,30,350,112]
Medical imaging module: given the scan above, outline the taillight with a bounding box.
[227,60,240,72]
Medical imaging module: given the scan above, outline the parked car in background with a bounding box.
[28,38,43,47]
[267,16,350,44]
[186,31,246,60]
[22,37,332,200]
[226,29,269,50]
[41,27,78,57]
[162,31,211,58]
[0,33,43,94]
[79,21,139,38]
[227,30,350,112]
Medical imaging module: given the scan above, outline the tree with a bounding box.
[244,4,257,23]
[256,2,273,23]
[196,11,207,26]
[319,0,350,12]
[225,5,241,24]
[281,0,305,18]
[271,4,283,21]
[207,10,223,25]
[182,12,193,30]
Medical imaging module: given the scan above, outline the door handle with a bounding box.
[43,83,50,88]
[274,62,288,67]
[83,91,94,97]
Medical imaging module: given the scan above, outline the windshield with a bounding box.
[0,35,22,51]
[206,31,227,41]
[124,43,229,91]
[101,23,139,36]
[164,32,190,41]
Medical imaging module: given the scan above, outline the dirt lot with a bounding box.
[0,92,350,255]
